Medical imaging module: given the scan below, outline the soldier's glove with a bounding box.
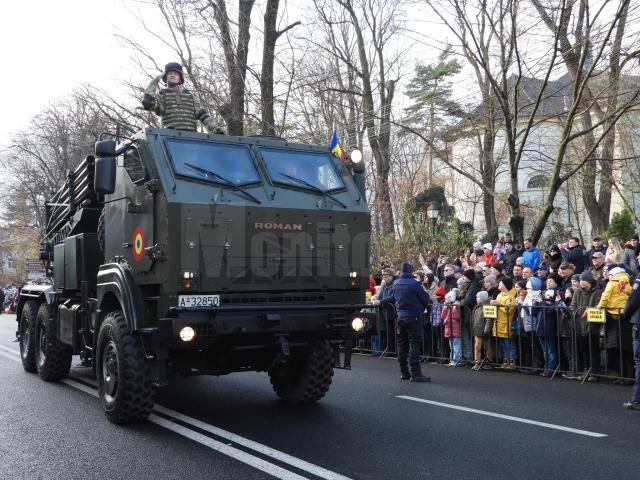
[142,93,156,110]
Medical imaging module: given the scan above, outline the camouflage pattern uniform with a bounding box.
[142,66,224,134]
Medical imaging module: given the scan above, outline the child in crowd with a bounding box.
[491,278,518,370]
[442,289,462,365]
[471,291,493,370]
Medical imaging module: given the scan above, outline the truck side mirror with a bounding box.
[94,156,117,194]
[95,139,116,157]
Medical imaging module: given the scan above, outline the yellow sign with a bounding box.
[483,305,498,319]
[587,308,606,323]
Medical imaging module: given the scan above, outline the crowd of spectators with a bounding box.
[367,232,640,382]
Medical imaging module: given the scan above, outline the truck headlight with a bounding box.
[179,326,196,342]
[351,317,365,332]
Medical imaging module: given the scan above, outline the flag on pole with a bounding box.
[329,124,344,161]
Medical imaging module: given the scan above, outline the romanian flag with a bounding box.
[329,124,344,161]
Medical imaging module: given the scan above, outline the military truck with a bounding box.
[16,128,370,423]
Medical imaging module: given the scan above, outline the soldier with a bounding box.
[141,62,225,134]
[623,251,640,410]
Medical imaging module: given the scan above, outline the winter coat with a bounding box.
[502,248,522,276]
[486,286,500,300]
[471,304,493,337]
[531,300,561,338]
[480,251,496,265]
[623,248,638,276]
[442,304,461,338]
[522,246,541,271]
[570,284,603,336]
[597,271,631,315]
[546,252,563,274]
[563,245,587,274]
[586,245,607,266]
[459,280,481,324]
[380,273,430,318]
[492,289,517,339]
[441,275,458,292]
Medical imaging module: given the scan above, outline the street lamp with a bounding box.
[426,201,439,237]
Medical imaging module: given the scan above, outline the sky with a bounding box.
[0,0,456,151]
[0,0,132,149]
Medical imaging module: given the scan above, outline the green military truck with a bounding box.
[16,128,370,423]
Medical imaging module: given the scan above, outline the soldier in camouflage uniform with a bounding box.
[142,62,225,134]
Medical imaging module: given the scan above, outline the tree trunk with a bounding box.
[211,0,255,136]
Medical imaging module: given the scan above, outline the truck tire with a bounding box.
[19,301,38,373]
[96,310,154,424]
[35,304,72,381]
[268,341,334,404]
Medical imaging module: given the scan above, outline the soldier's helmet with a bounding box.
[162,62,185,85]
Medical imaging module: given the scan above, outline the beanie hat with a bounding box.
[454,267,464,274]
[456,278,466,286]
[579,271,594,283]
[609,267,625,277]
[526,277,542,291]
[445,290,458,303]
[491,264,503,273]
[401,262,414,274]
[463,269,476,282]
[476,290,489,303]
[571,274,580,282]
[473,240,482,249]
[483,243,493,251]
[500,277,514,290]
[484,274,497,285]
[435,287,446,297]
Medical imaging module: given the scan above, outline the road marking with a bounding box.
[153,405,353,480]
[0,345,19,357]
[398,395,607,438]
[150,415,309,480]
[0,350,353,480]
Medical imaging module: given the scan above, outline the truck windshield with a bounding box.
[259,148,345,192]
[166,138,261,185]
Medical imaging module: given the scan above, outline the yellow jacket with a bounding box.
[597,272,630,315]
[493,288,517,338]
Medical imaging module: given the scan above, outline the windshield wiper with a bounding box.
[277,172,347,209]
[184,162,261,204]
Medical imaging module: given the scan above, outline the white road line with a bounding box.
[398,395,607,438]
[153,405,353,480]
[0,350,352,480]
[0,345,19,357]
[150,415,310,480]
[0,350,19,362]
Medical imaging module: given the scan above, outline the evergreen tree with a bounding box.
[604,208,636,242]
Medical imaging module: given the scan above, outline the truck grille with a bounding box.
[221,295,326,305]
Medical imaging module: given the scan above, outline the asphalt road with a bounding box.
[1,311,639,480]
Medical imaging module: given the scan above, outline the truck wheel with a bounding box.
[35,304,72,381]
[19,301,38,373]
[96,310,154,424]
[268,341,334,404]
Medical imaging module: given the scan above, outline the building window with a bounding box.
[527,175,548,189]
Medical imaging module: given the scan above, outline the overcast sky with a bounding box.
[0,0,133,149]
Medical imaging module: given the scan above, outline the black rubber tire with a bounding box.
[96,310,154,424]
[97,208,105,260]
[19,301,38,373]
[268,341,334,404]
[35,304,72,381]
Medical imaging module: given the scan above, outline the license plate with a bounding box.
[178,295,220,308]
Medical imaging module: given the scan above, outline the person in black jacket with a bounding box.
[376,262,431,382]
[459,269,481,364]
[623,254,640,410]
[546,244,563,275]
[562,237,587,274]
[586,236,607,267]
[502,241,522,276]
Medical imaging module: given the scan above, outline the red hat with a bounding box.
[436,287,446,297]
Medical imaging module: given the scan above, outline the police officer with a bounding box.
[142,62,225,133]
[374,262,431,382]
[622,251,640,410]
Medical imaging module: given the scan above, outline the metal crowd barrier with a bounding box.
[352,302,634,382]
